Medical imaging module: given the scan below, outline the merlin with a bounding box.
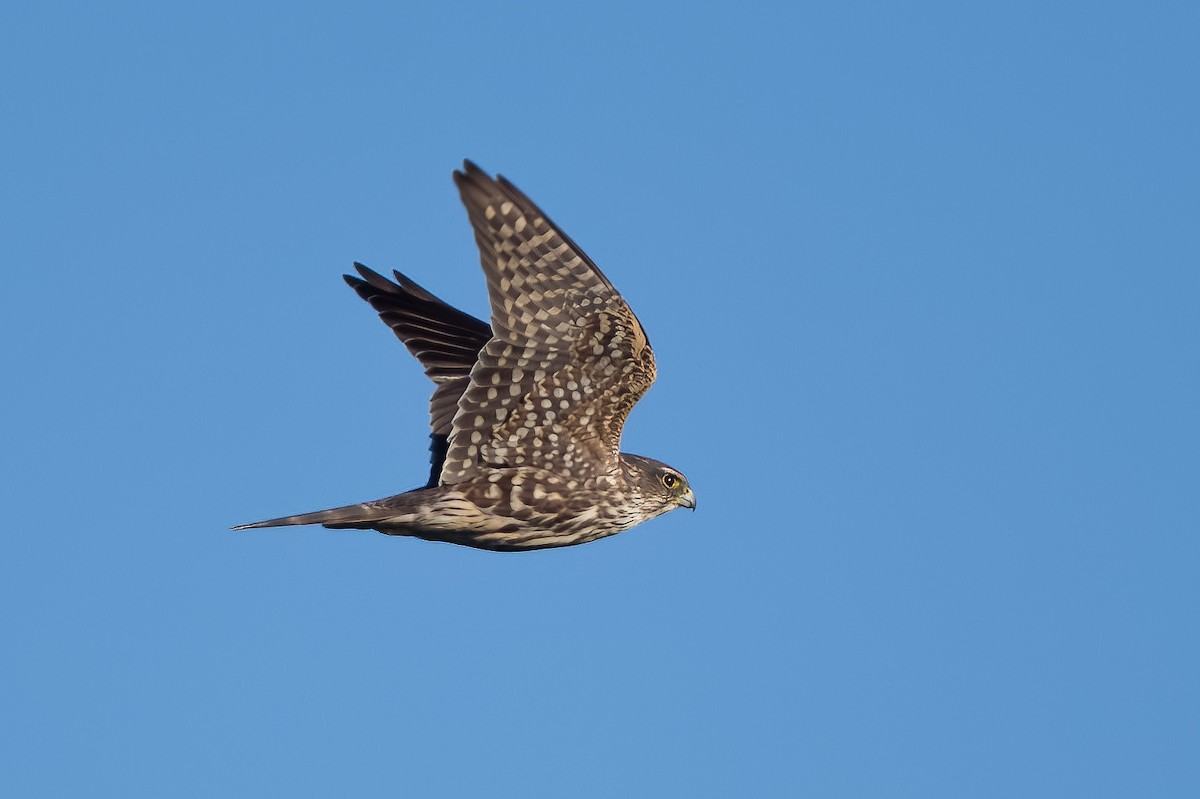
[234,161,695,551]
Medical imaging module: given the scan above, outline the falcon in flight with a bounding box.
[235,161,695,551]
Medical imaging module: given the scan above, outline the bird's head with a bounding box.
[620,453,696,516]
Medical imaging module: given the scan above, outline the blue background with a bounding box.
[4,2,1197,795]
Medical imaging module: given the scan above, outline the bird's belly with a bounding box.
[372,485,629,551]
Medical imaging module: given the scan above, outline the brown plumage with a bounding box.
[233,161,694,551]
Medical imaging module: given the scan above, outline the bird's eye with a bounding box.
[661,473,679,489]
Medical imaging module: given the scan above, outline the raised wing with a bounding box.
[344,264,492,486]
[344,263,491,436]
[438,161,656,485]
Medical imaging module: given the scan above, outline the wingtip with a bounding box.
[348,264,409,295]
[345,262,373,288]
[454,159,496,189]
[391,269,423,294]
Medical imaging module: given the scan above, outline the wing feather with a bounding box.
[344,263,492,484]
[439,162,656,485]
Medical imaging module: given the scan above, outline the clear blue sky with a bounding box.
[3,2,1197,796]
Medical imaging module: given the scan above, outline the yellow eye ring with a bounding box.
[661,473,679,489]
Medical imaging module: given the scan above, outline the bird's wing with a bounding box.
[438,161,656,485]
[344,264,493,486]
[344,264,492,437]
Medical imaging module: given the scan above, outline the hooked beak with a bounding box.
[678,488,697,511]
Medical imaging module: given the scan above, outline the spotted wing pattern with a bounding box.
[439,162,657,485]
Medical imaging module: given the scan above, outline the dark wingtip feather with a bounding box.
[356,264,401,292]
[391,270,431,298]
[454,160,503,208]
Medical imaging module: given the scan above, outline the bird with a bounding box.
[233,160,695,551]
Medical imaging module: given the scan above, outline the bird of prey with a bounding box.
[234,161,695,551]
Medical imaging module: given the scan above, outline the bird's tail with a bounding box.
[231,495,418,531]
